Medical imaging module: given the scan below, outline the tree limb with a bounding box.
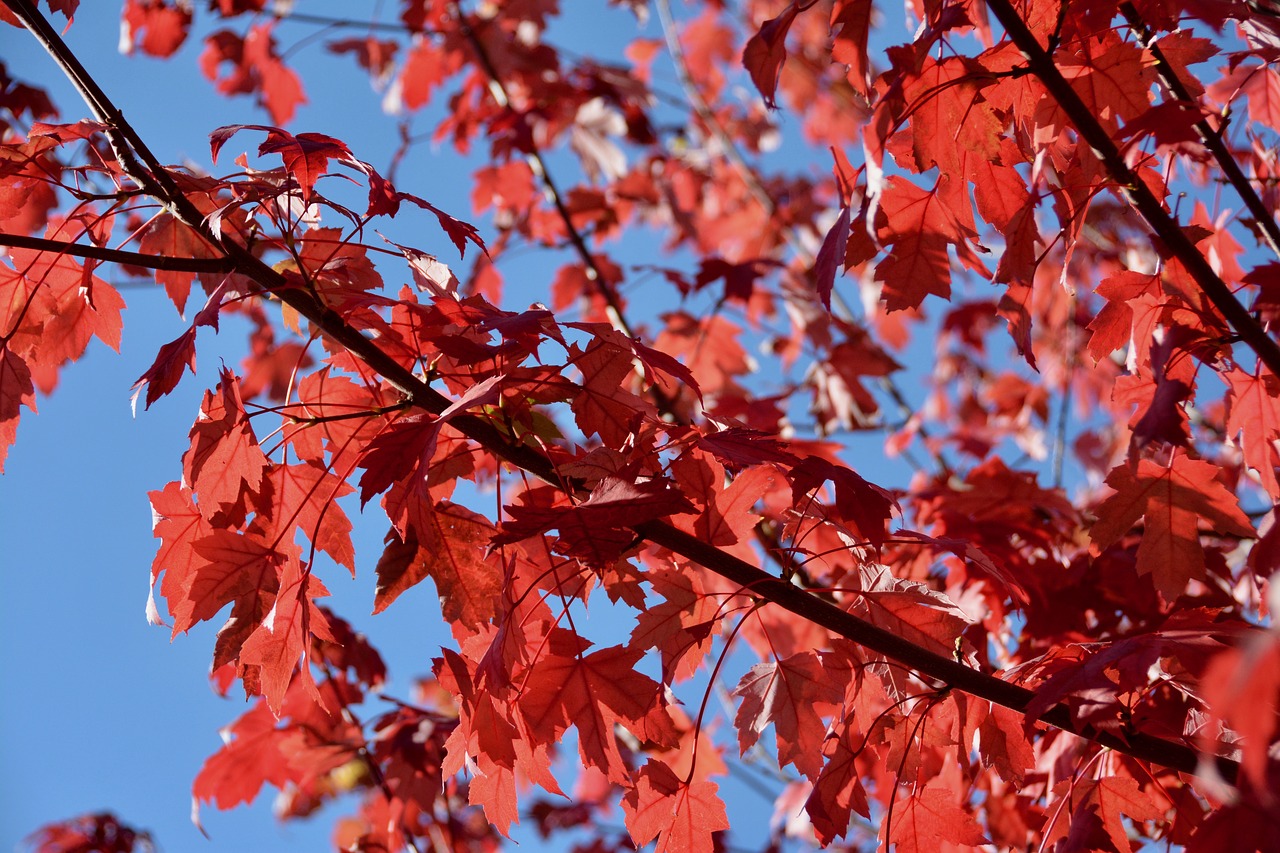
[984,0,1280,377]
[0,231,234,273]
[7,0,1243,787]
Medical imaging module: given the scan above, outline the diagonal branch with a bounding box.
[983,0,1280,377]
[8,0,1243,787]
[451,4,638,340]
[1121,1,1280,262]
[0,231,235,273]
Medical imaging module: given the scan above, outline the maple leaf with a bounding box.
[1089,776,1165,853]
[629,564,718,682]
[120,0,192,58]
[874,176,976,311]
[181,529,289,635]
[396,192,488,258]
[373,499,502,628]
[131,281,226,412]
[182,368,271,524]
[389,35,457,110]
[886,784,988,851]
[621,759,729,853]
[517,645,671,782]
[1226,365,1280,497]
[2,236,126,388]
[743,2,802,109]
[136,211,222,314]
[238,557,333,714]
[357,376,502,506]
[697,427,801,470]
[695,464,777,546]
[691,256,783,303]
[789,456,897,548]
[0,345,33,425]
[200,24,306,125]
[977,703,1035,786]
[1200,633,1280,790]
[813,204,851,310]
[499,474,696,564]
[191,700,292,810]
[831,0,874,96]
[257,462,356,571]
[805,717,872,843]
[1090,457,1254,599]
[845,567,974,656]
[210,124,401,216]
[733,650,842,779]
[327,36,399,87]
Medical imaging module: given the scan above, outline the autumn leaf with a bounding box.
[238,557,333,714]
[1225,365,1280,498]
[373,499,502,629]
[1090,457,1254,599]
[813,204,851,310]
[621,759,729,853]
[743,2,802,109]
[200,24,305,125]
[733,650,842,779]
[886,784,988,851]
[516,645,671,782]
[120,0,192,58]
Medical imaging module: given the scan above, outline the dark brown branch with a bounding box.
[8,0,1242,787]
[0,231,234,274]
[1121,1,1280,261]
[983,0,1280,378]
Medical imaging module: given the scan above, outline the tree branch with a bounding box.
[451,5,638,338]
[0,231,234,274]
[8,0,1243,787]
[1121,1,1280,262]
[983,0,1280,377]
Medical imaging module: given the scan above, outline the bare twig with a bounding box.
[0,231,234,273]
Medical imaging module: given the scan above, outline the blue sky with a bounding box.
[0,3,829,850]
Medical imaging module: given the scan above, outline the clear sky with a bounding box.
[0,3,818,850]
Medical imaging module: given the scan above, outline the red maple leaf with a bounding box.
[1225,365,1280,498]
[200,24,305,125]
[1090,456,1254,599]
[743,2,803,109]
[374,499,502,628]
[621,759,729,853]
[238,557,333,714]
[517,645,671,782]
[120,0,192,58]
[886,784,988,851]
[733,650,843,779]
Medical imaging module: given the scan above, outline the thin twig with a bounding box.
[0,231,234,273]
